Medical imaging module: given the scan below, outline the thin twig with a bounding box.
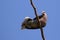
[40,28,45,40]
[30,0,45,40]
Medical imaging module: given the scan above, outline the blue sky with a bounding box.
[0,0,59,40]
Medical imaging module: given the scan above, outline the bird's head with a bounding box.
[24,17,31,20]
[21,17,32,30]
[24,16,32,22]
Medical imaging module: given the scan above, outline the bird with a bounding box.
[21,11,47,29]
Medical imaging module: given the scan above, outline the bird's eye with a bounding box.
[27,19,32,21]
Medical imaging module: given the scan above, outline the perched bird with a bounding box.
[21,11,47,29]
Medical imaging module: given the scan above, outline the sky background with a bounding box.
[0,0,59,40]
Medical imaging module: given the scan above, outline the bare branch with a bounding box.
[30,0,39,24]
[30,0,45,40]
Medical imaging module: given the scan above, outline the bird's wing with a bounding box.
[33,14,44,20]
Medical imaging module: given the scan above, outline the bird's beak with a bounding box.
[21,26,25,30]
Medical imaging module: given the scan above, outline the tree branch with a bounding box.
[30,0,45,40]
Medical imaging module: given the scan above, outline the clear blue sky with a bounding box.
[0,0,59,40]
